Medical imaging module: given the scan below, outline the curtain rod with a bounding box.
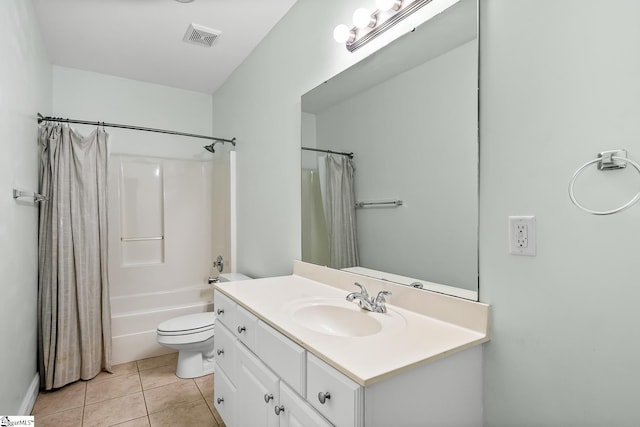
[37,113,236,144]
[301,147,354,159]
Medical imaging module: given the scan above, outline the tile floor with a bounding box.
[31,353,225,427]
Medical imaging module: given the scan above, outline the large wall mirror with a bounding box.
[301,0,478,300]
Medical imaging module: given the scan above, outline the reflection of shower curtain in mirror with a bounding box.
[323,155,359,268]
[301,169,329,265]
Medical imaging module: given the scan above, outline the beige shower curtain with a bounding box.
[38,124,112,390]
[324,155,359,269]
[301,169,330,265]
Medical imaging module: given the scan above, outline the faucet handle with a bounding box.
[373,290,392,313]
[375,290,392,303]
[353,282,369,297]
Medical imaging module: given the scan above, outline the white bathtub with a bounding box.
[110,285,214,364]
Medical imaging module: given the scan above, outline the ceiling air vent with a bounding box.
[183,23,221,47]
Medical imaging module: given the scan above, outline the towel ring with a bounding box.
[568,151,640,215]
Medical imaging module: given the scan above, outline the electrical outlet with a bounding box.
[509,216,536,256]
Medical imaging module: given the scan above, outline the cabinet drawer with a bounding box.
[256,320,306,396]
[279,382,332,427]
[307,353,363,427]
[235,305,258,351]
[214,290,236,329]
[214,322,237,382]
[214,365,236,427]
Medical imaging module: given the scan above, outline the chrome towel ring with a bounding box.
[568,149,640,215]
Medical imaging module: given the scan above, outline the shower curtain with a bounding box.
[323,155,359,269]
[301,169,330,266]
[38,124,112,390]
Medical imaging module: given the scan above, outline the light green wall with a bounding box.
[0,0,52,414]
[214,0,640,425]
[52,66,213,159]
[480,1,640,425]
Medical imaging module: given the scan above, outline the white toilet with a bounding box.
[156,272,251,378]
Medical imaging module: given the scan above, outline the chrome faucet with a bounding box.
[346,283,392,313]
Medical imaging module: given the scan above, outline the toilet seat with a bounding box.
[157,312,215,337]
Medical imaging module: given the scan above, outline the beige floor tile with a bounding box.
[136,353,178,372]
[144,380,203,414]
[32,380,86,416]
[139,364,185,390]
[112,416,151,427]
[211,404,225,427]
[91,361,138,383]
[82,392,147,427]
[195,374,214,404]
[86,372,142,405]
[148,400,216,427]
[34,406,83,427]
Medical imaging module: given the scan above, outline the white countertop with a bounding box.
[215,265,490,387]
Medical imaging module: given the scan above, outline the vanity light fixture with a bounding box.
[333,24,356,44]
[333,0,434,52]
[353,8,377,28]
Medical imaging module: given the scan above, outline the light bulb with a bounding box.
[333,24,354,43]
[375,0,401,11]
[352,8,375,29]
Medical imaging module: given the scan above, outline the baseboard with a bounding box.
[18,372,39,415]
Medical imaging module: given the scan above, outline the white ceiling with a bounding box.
[32,0,298,94]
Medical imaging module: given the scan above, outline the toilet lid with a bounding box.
[157,312,215,336]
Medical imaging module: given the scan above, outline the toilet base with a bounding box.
[176,350,216,379]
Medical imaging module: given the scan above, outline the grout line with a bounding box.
[80,381,86,427]
[81,382,87,426]
[140,369,151,420]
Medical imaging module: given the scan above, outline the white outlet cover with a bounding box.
[509,216,536,256]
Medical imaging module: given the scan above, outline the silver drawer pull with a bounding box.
[217,397,224,404]
[274,405,285,415]
[216,349,224,356]
[264,393,274,403]
[237,326,246,334]
[318,391,331,404]
[217,308,224,315]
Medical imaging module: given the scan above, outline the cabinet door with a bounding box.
[237,342,280,427]
[215,321,237,383]
[279,382,332,427]
[214,365,236,427]
[307,353,363,427]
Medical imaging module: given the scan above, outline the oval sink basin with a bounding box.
[285,298,407,338]
[292,304,382,337]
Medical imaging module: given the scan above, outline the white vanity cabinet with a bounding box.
[213,288,484,427]
[214,289,334,427]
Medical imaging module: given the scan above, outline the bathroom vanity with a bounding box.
[213,261,489,427]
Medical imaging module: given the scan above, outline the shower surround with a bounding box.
[108,154,232,364]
